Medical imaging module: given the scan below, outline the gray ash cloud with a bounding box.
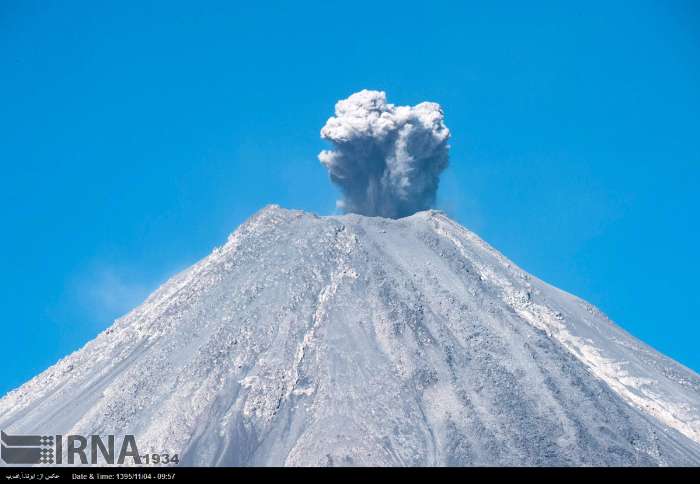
[319,90,450,218]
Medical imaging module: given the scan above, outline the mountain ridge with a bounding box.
[2,205,699,466]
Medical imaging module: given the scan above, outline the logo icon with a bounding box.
[1,431,54,464]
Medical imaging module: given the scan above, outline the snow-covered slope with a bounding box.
[2,205,699,466]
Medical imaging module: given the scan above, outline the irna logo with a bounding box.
[1,431,141,465]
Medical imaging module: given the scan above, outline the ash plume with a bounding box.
[319,90,450,218]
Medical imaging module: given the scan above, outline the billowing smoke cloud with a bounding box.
[319,90,450,219]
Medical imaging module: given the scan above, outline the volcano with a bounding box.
[1,205,699,466]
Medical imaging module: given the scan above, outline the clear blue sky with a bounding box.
[1,1,698,395]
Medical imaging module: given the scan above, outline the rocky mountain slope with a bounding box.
[2,205,699,466]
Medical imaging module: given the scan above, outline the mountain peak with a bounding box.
[2,206,699,466]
